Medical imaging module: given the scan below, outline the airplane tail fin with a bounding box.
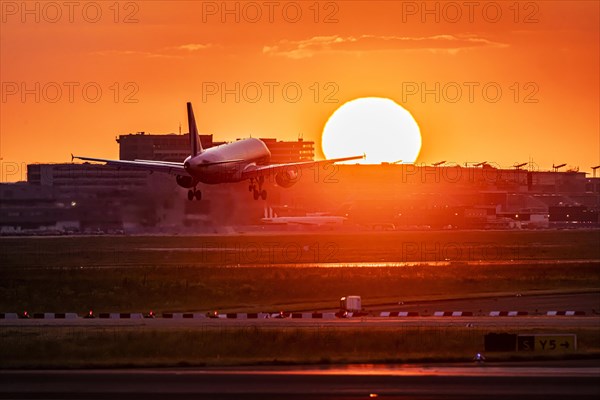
[187,102,203,156]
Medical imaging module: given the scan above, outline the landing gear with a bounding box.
[249,177,267,200]
[252,189,267,200]
[187,188,202,201]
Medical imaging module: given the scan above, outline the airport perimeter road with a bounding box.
[1,316,599,329]
[1,363,599,399]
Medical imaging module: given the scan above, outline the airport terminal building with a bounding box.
[1,133,598,233]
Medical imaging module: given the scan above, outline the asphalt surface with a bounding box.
[1,315,599,329]
[1,362,599,399]
[2,291,598,400]
[2,293,598,399]
[2,291,598,328]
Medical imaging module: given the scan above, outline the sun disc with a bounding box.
[321,97,421,164]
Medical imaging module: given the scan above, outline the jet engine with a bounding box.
[176,175,198,189]
[275,169,299,188]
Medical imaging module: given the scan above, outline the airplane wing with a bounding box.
[71,155,188,176]
[241,155,364,180]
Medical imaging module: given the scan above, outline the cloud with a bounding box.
[92,50,180,59]
[263,34,508,59]
[93,43,213,59]
[175,43,213,51]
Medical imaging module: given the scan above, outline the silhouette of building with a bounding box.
[116,132,314,163]
[117,132,220,162]
[256,138,314,163]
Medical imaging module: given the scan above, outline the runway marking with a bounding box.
[379,311,419,317]
[490,311,529,316]
[0,308,592,320]
[433,311,473,316]
[547,311,586,316]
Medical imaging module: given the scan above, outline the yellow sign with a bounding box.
[517,334,577,352]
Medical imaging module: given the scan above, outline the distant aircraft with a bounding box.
[261,206,347,226]
[73,102,363,201]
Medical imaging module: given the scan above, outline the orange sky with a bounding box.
[1,0,599,181]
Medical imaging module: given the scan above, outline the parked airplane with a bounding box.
[73,102,363,201]
[262,206,347,226]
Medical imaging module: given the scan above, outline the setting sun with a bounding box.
[321,98,422,164]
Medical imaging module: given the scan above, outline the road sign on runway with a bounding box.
[517,334,577,352]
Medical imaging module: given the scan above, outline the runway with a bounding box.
[0,291,600,329]
[1,362,599,399]
[2,290,598,329]
[1,315,599,329]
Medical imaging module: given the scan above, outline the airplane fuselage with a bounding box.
[184,138,270,184]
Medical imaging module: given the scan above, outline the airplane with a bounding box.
[72,102,363,201]
[261,206,347,226]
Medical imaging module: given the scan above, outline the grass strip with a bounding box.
[1,326,598,368]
